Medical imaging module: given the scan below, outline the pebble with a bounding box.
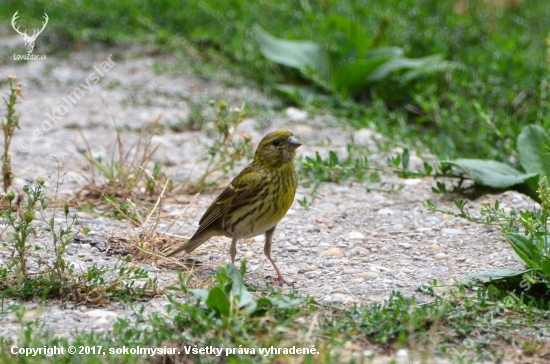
[284,245,299,252]
[69,262,85,272]
[306,271,320,279]
[442,228,465,236]
[351,247,369,256]
[425,217,441,223]
[396,349,408,358]
[342,268,362,274]
[379,247,389,254]
[429,244,440,251]
[285,107,308,122]
[65,247,77,255]
[434,253,448,261]
[288,238,298,245]
[377,208,394,215]
[322,248,343,256]
[403,178,422,186]
[358,272,379,279]
[140,264,159,272]
[245,251,255,258]
[22,311,39,321]
[399,243,412,249]
[348,231,365,239]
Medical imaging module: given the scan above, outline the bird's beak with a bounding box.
[288,137,302,150]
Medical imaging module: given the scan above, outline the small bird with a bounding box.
[167,130,301,285]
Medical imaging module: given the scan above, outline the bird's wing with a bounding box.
[193,164,262,236]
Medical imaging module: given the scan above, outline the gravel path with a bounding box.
[0,41,533,352]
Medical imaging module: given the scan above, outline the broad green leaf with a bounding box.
[321,15,370,59]
[364,47,404,60]
[273,84,328,104]
[517,124,550,179]
[226,263,253,307]
[253,24,329,78]
[367,54,445,82]
[402,57,460,82]
[188,288,209,302]
[442,159,537,189]
[504,233,542,270]
[206,286,230,316]
[331,58,389,94]
[461,268,529,285]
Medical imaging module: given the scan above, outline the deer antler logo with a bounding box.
[11,11,49,54]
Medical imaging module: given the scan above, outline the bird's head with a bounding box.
[254,130,301,169]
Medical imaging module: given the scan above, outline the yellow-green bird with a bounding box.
[167,130,301,285]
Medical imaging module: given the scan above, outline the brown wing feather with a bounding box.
[166,163,261,257]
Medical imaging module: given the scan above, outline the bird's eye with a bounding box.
[272,139,281,146]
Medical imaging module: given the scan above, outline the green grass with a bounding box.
[1,267,549,363]
[2,0,550,162]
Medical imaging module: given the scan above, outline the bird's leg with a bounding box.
[264,226,293,286]
[230,236,238,263]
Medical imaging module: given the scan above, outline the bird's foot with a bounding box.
[267,275,294,287]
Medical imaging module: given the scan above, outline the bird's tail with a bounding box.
[165,230,216,257]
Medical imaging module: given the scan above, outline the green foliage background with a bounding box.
[1,0,549,161]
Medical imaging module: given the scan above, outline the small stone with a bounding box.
[69,262,85,272]
[306,265,317,271]
[434,253,448,261]
[342,268,362,274]
[90,247,99,255]
[245,251,255,258]
[328,293,355,304]
[284,245,299,252]
[80,244,92,250]
[403,179,422,186]
[306,271,319,278]
[425,217,440,223]
[456,256,466,262]
[442,228,465,236]
[377,208,394,215]
[380,247,389,254]
[322,248,343,256]
[285,107,308,122]
[399,243,412,249]
[289,238,298,245]
[65,247,77,255]
[348,231,365,239]
[429,244,440,251]
[352,247,369,256]
[140,264,158,272]
[253,235,265,242]
[359,271,379,279]
[22,311,39,321]
[86,309,118,319]
[396,349,408,358]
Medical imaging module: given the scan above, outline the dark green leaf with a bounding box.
[205,286,230,316]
